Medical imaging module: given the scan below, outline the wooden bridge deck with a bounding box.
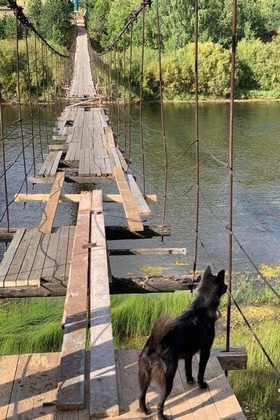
[0,350,246,420]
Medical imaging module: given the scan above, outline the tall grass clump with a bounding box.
[111,291,192,348]
[0,297,64,354]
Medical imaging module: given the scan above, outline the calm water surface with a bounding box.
[1,102,280,280]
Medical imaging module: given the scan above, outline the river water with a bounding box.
[1,101,280,280]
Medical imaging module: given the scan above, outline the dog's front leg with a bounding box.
[197,348,210,389]
[184,354,195,384]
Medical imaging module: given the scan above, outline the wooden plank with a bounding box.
[113,166,144,232]
[0,228,26,285]
[54,226,73,280]
[28,232,51,282]
[206,354,247,419]
[108,247,187,256]
[5,228,35,286]
[57,191,91,410]
[5,353,61,420]
[89,190,119,417]
[42,228,61,278]
[104,126,115,147]
[16,227,39,284]
[212,346,247,371]
[39,172,65,234]
[49,150,63,177]
[15,193,157,204]
[0,354,19,420]
[126,173,151,216]
[177,357,220,420]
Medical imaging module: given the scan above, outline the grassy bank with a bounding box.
[0,284,279,419]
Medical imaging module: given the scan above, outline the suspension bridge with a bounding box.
[0,1,279,419]
[0,13,247,419]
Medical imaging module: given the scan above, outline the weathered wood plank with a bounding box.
[5,228,35,286]
[14,192,156,204]
[57,192,91,410]
[0,228,26,285]
[42,228,61,278]
[5,353,61,420]
[109,247,187,256]
[49,151,63,177]
[28,231,51,282]
[212,346,247,371]
[177,356,220,420]
[39,172,65,234]
[89,190,119,417]
[16,227,39,284]
[0,354,19,420]
[113,166,144,232]
[126,173,152,216]
[205,354,247,419]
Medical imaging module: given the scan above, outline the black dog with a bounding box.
[138,266,227,420]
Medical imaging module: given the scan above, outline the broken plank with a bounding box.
[113,166,143,232]
[39,172,65,234]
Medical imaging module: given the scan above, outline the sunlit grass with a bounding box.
[0,297,64,354]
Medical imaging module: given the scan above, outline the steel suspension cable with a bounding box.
[140,6,147,196]
[25,28,36,178]
[226,0,238,356]
[192,0,200,281]
[155,0,168,234]
[15,12,28,194]
[0,88,10,231]
[127,25,133,168]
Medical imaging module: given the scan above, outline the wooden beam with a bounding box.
[15,193,156,207]
[110,275,198,294]
[212,346,247,371]
[89,190,119,417]
[113,166,143,232]
[57,191,91,410]
[105,225,171,240]
[38,172,65,234]
[125,173,151,216]
[108,247,187,256]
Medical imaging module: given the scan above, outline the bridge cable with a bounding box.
[139,6,147,196]
[15,13,28,195]
[7,0,69,58]
[0,88,10,231]
[226,0,238,357]
[98,0,153,57]
[192,0,200,282]
[155,0,168,236]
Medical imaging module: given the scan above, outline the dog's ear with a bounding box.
[216,270,225,282]
[196,274,202,283]
[204,265,212,278]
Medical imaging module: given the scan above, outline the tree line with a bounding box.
[1,0,280,101]
[86,0,280,99]
[0,0,73,102]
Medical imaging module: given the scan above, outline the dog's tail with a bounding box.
[151,315,176,344]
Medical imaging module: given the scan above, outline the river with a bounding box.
[1,101,280,280]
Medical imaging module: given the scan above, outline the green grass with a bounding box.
[0,297,64,354]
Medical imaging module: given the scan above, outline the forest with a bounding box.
[0,0,280,100]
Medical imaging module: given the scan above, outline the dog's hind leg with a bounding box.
[156,364,177,420]
[138,356,152,415]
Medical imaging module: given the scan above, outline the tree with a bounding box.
[39,0,73,46]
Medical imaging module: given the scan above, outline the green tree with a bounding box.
[27,0,42,28]
[39,0,73,46]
